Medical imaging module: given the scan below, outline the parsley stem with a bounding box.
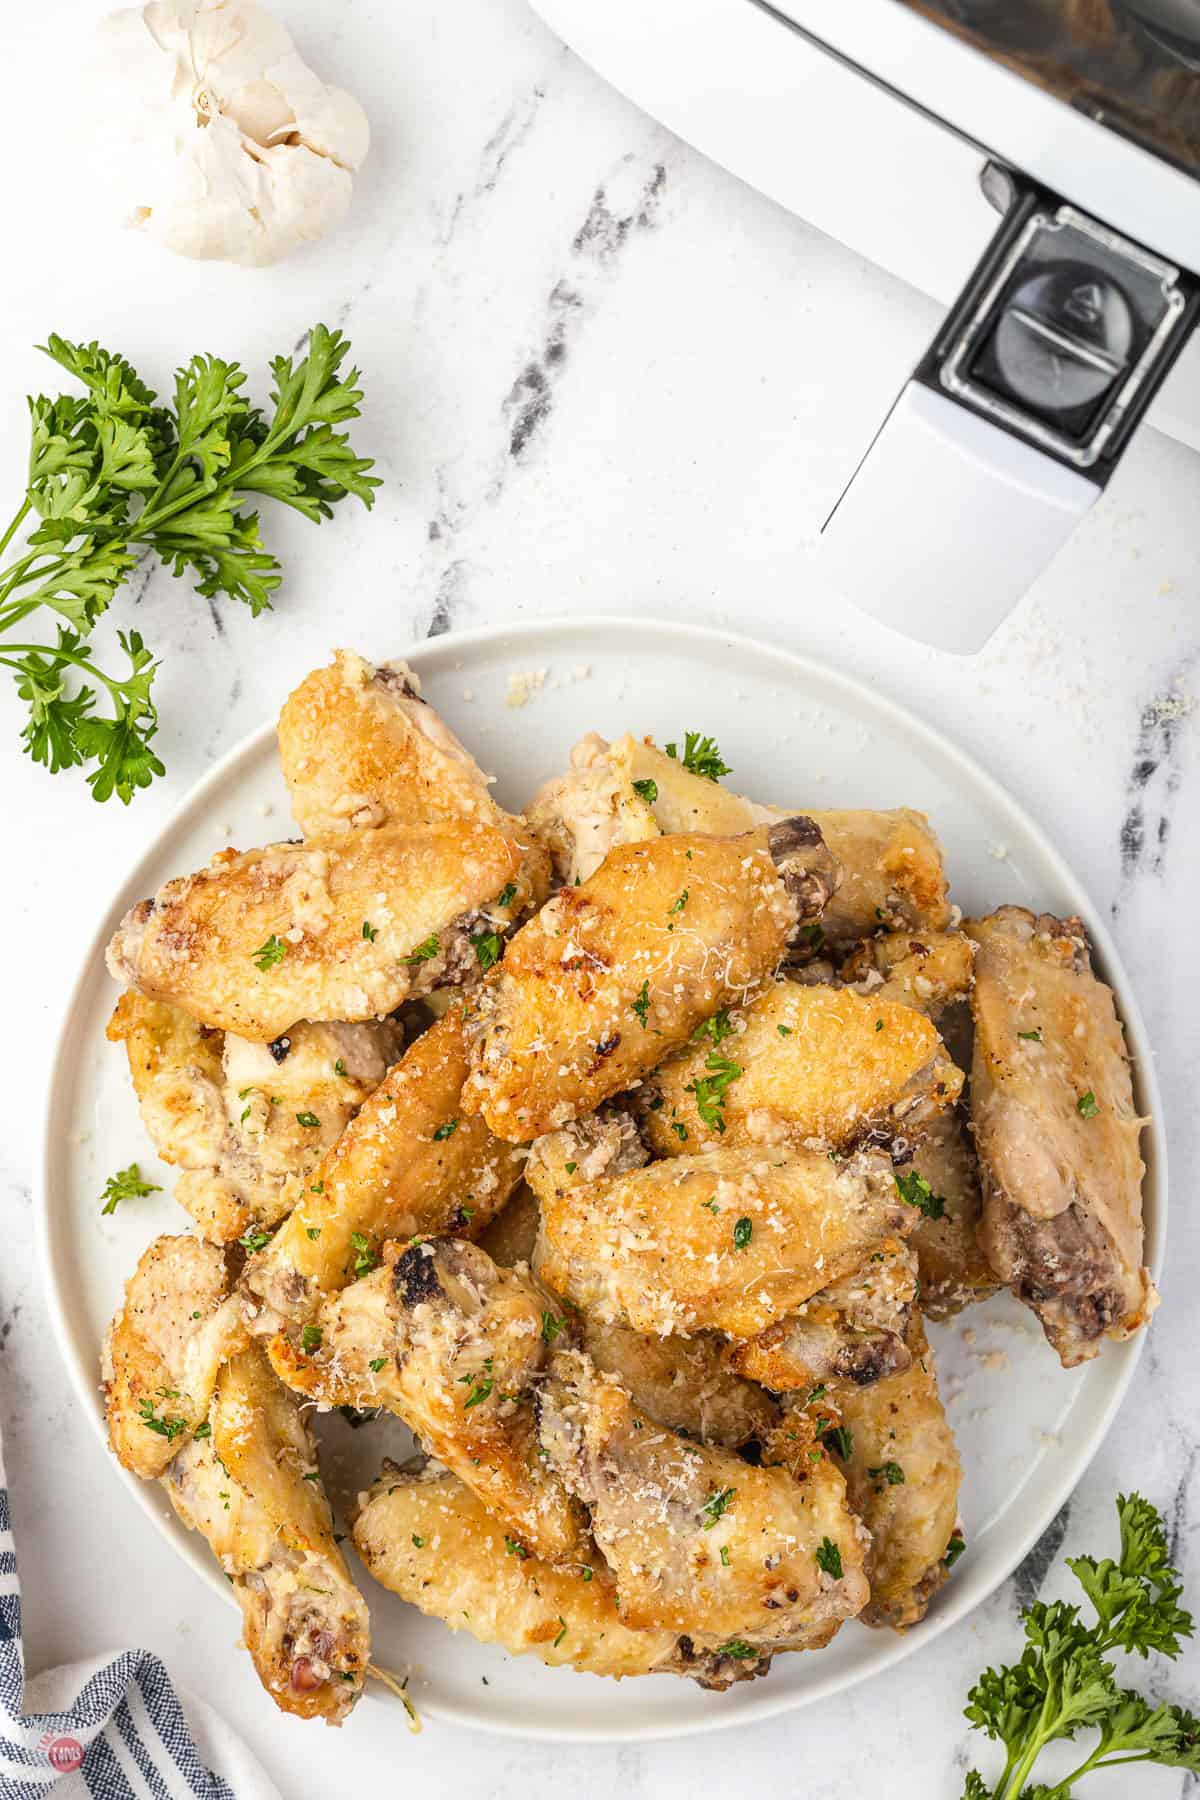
[0,643,139,700]
[0,499,30,562]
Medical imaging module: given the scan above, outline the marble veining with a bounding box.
[0,0,1197,1794]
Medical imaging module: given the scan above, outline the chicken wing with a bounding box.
[107,817,547,1041]
[351,1462,767,1687]
[827,1314,962,1630]
[271,1239,588,1563]
[463,819,839,1141]
[108,991,403,1241]
[727,1239,917,1392]
[278,649,502,834]
[165,1346,369,1722]
[240,1006,522,1332]
[637,982,961,1159]
[539,1351,867,1648]
[904,1107,998,1320]
[102,1234,240,1478]
[965,907,1156,1366]
[835,928,975,1017]
[530,1137,910,1339]
[476,1179,541,1268]
[580,1320,778,1448]
[527,733,951,945]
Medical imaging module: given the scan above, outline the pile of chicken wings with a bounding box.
[99,648,1157,1726]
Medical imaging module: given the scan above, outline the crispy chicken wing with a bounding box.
[904,1107,998,1320]
[580,1320,778,1448]
[539,1351,867,1648]
[278,649,500,834]
[102,1234,240,1478]
[351,1462,766,1687]
[107,818,546,1041]
[271,1239,587,1563]
[835,929,975,1016]
[965,907,1156,1366]
[165,1346,368,1722]
[108,991,403,1241]
[638,982,961,1159]
[527,734,950,945]
[463,820,839,1141]
[827,1314,962,1630]
[727,1239,917,1392]
[240,1007,522,1332]
[530,1136,909,1339]
[476,1179,541,1268]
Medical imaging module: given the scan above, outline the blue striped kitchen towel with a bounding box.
[0,1426,279,1800]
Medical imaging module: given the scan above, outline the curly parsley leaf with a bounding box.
[100,1161,161,1215]
[664,732,732,782]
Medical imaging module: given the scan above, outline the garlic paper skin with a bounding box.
[94,0,370,268]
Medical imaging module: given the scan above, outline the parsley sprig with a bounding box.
[1,326,377,802]
[665,732,731,782]
[962,1493,1200,1798]
[100,1161,161,1215]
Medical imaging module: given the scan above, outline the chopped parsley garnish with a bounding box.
[1077,1089,1100,1118]
[504,1535,529,1559]
[816,1537,843,1580]
[719,1545,731,1567]
[240,1103,251,1123]
[825,1424,853,1460]
[631,979,651,1028]
[100,1162,161,1216]
[306,1226,321,1240]
[460,1374,493,1409]
[869,1461,905,1485]
[238,1226,273,1253]
[334,1058,346,1077]
[302,1470,320,1483]
[193,1421,211,1439]
[350,1231,378,1279]
[895,1168,946,1220]
[732,1216,752,1251]
[471,929,502,971]
[252,934,287,971]
[1017,1028,1043,1043]
[406,933,440,963]
[495,882,517,909]
[715,1638,757,1659]
[944,1532,966,1568]
[807,1383,827,1404]
[295,1110,321,1128]
[702,1196,720,1214]
[553,1617,567,1648]
[138,1396,188,1442]
[668,889,689,919]
[564,1160,578,1175]
[310,1180,324,1194]
[874,1018,884,1032]
[433,1118,459,1141]
[665,732,732,782]
[777,1024,793,1037]
[702,1486,736,1529]
[411,1533,424,1548]
[300,1325,323,1354]
[368,1356,387,1373]
[798,922,826,951]
[580,1565,594,1582]
[687,1050,743,1132]
[670,1121,688,1141]
[632,777,658,804]
[361,919,378,942]
[693,1009,734,1047]
[542,1311,567,1344]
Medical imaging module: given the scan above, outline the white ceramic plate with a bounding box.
[38,617,1165,1742]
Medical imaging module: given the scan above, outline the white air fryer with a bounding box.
[525,0,1200,650]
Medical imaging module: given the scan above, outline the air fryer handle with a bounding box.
[814,384,1099,654]
[813,169,1196,654]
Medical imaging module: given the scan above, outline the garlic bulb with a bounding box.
[93,0,370,268]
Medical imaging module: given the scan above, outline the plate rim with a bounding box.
[35,612,1167,1743]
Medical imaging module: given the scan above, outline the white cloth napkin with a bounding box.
[0,1427,281,1799]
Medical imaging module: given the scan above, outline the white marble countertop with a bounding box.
[1,0,1198,1793]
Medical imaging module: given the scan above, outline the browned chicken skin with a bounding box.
[727,1239,918,1392]
[462,819,839,1141]
[966,907,1157,1366]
